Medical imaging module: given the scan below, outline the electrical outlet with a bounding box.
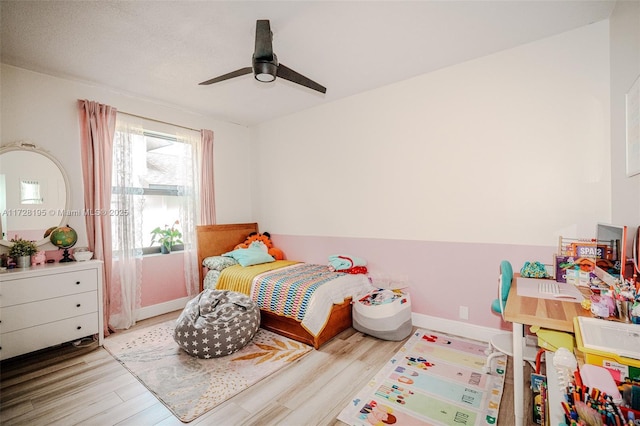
[459,306,469,320]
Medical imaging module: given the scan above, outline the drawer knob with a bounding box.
[76,281,81,285]
[77,326,82,330]
[76,304,81,308]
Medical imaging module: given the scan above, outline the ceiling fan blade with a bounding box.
[276,64,327,94]
[254,20,274,61]
[198,67,253,85]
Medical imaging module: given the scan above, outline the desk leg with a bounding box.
[513,322,524,426]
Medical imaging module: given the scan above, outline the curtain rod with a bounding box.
[118,111,200,133]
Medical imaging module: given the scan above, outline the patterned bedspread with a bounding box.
[215,260,299,295]
[215,260,374,336]
[252,263,344,321]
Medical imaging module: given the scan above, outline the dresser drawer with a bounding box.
[0,313,99,360]
[0,291,98,334]
[0,269,97,307]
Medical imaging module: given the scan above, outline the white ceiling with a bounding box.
[1,1,616,127]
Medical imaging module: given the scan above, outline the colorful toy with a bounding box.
[31,250,46,266]
[234,231,284,260]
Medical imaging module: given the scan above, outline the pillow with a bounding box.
[223,246,275,267]
[202,255,238,271]
[203,269,221,290]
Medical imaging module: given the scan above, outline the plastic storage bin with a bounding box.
[352,289,412,341]
[574,316,640,383]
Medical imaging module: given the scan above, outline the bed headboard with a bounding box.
[196,222,259,287]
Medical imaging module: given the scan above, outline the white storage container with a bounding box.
[352,289,412,341]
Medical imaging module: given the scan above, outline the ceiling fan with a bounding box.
[199,19,326,94]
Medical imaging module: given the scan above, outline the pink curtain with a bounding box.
[199,129,216,225]
[78,99,117,337]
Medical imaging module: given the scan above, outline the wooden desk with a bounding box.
[503,276,591,426]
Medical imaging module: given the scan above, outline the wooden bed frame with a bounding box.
[196,223,353,349]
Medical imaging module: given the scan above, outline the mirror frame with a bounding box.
[0,141,71,248]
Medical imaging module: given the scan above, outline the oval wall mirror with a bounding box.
[0,141,70,248]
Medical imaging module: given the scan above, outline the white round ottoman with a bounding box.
[353,289,412,341]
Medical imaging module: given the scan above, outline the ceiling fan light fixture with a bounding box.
[254,61,277,82]
[199,20,326,93]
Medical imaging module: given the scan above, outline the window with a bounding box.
[111,122,198,254]
[20,180,43,204]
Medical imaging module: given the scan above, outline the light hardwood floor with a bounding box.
[1,311,535,425]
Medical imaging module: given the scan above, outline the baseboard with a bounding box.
[133,301,506,343]
[411,312,507,343]
[136,297,189,321]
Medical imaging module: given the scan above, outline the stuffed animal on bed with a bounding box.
[234,232,284,260]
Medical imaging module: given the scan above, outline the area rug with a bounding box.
[103,320,312,422]
[337,329,506,426]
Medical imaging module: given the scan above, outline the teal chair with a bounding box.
[483,260,540,374]
[493,260,513,315]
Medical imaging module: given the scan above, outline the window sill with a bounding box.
[142,245,184,256]
[143,251,183,258]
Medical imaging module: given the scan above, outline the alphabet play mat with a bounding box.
[337,329,506,425]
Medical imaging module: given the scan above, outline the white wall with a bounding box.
[0,64,254,249]
[609,1,640,252]
[255,21,611,244]
[254,21,612,328]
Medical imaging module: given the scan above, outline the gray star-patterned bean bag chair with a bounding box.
[173,289,260,358]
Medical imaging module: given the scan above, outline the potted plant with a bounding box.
[150,220,183,254]
[9,237,39,268]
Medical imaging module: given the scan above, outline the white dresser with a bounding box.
[0,260,104,361]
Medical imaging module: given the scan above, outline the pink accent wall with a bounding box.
[41,249,188,307]
[37,237,554,329]
[5,229,43,242]
[140,253,188,306]
[41,247,86,263]
[271,234,556,331]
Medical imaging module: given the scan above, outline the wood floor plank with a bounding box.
[3,365,136,424]
[44,392,126,426]
[0,398,34,424]
[243,402,292,426]
[230,351,329,413]
[75,392,162,426]
[31,365,134,407]
[8,358,123,404]
[112,378,154,403]
[153,411,191,426]
[277,358,371,426]
[1,349,103,391]
[277,352,363,407]
[114,402,174,426]
[177,402,251,426]
[277,340,382,410]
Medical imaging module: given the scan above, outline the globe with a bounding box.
[43,226,57,239]
[49,225,78,262]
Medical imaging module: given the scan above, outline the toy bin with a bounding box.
[574,317,640,383]
[352,289,412,341]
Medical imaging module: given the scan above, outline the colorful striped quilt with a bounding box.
[252,263,345,321]
[215,260,299,295]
